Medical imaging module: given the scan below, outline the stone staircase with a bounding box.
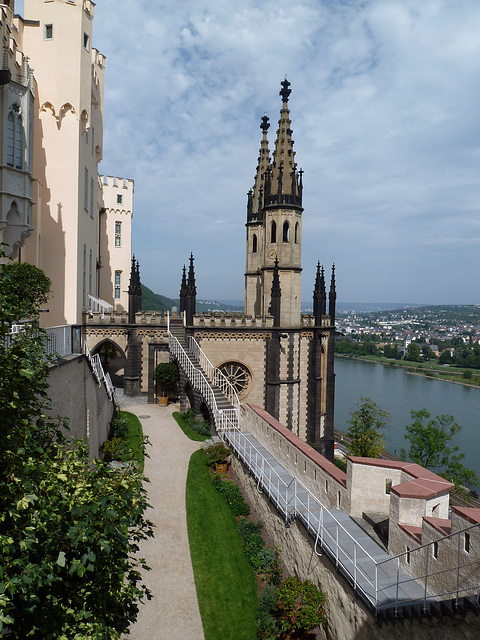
[169,322,235,414]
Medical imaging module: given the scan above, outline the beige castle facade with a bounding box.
[0,0,133,327]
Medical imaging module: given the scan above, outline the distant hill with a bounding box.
[141,285,244,313]
[141,285,177,312]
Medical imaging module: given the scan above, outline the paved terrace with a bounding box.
[122,404,204,640]
[224,429,432,613]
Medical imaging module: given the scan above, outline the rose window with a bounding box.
[218,361,251,398]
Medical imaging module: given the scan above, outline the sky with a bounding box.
[22,0,480,305]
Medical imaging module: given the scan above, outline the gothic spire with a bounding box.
[128,254,142,322]
[270,77,297,199]
[269,258,281,327]
[313,262,326,325]
[250,113,271,220]
[185,253,197,325]
[328,264,336,322]
[179,264,187,313]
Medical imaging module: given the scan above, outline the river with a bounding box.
[334,356,480,483]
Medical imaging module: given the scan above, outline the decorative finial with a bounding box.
[279,77,291,102]
[260,113,270,132]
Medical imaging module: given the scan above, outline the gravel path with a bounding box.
[122,403,204,640]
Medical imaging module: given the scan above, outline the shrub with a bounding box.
[463,369,473,380]
[250,547,277,573]
[275,576,327,634]
[256,585,279,640]
[211,474,250,517]
[101,436,132,461]
[110,413,128,439]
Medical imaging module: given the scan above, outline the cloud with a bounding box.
[89,0,480,304]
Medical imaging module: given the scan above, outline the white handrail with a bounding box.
[188,336,241,411]
[82,340,115,401]
[88,294,114,319]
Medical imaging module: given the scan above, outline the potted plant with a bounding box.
[205,442,232,473]
[275,576,327,639]
[153,362,179,406]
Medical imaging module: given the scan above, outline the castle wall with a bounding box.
[47,354,114,461]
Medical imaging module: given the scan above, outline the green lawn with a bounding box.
[172,411,209,442]
[117,410,145,472]
[186,450,257,640]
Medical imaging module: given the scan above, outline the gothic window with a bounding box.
[283,221,289,243]
[89,249,92,295]
[271,221,276,243]
[90,177,94,217]
[7,106,23,169]
[252,233,257,253]
[84,168,89,210]
[82,245,87,308]
[295,222,299,244]
[114,271,121,299]
[218,361,251,399]
[115,222,121,247]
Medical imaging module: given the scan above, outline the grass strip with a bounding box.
[118,410,145,472]
[186,449,257,640]
[172,411,209,442]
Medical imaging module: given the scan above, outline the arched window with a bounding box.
[271,221,277,243]
[252,233,257,253]
[295,222,299,244]
[283,221,290,243]
[6,106,23,169]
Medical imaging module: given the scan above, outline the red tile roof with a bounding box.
[349,457,454,499]
[246,404,347,488]
[452,506,480,525]
[423,517,452,536]
[399,524,422,543]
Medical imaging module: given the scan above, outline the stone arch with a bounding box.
[91,338,126,389]
[80,108,89,132]
[283,220,290,243]
[40,101,57,119]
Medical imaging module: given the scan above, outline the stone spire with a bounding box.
[185,253,197,325]
[269,258,281,327]
[179,264,187,314]
[128,255,142,323]
[313,262,327,325]
[249,114,271,221]
[328,264,337,323]
[269,77,301,202]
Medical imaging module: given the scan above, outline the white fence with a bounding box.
[87,294,114,318]
[82,341,115,401]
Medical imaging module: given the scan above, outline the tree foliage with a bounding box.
[402,409,478,490]
[0,258,154,638]
[346,397,389,458]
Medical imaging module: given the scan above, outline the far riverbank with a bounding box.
[335,354,480,389]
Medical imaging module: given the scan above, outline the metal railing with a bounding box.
[87,294,114,318]
[45,325,72,358]
[188,336,241,411]
[82,341,115,401]
[168,331,238,431]
[168,329,480,615]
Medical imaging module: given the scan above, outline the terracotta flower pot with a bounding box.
[158,396,168,406]
[215,462,228,474]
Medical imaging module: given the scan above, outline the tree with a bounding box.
[421,345,434,361]
[0,258,153,638]
[404,342,421,362]
[402,409,478,491]
[346,397,389,458]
